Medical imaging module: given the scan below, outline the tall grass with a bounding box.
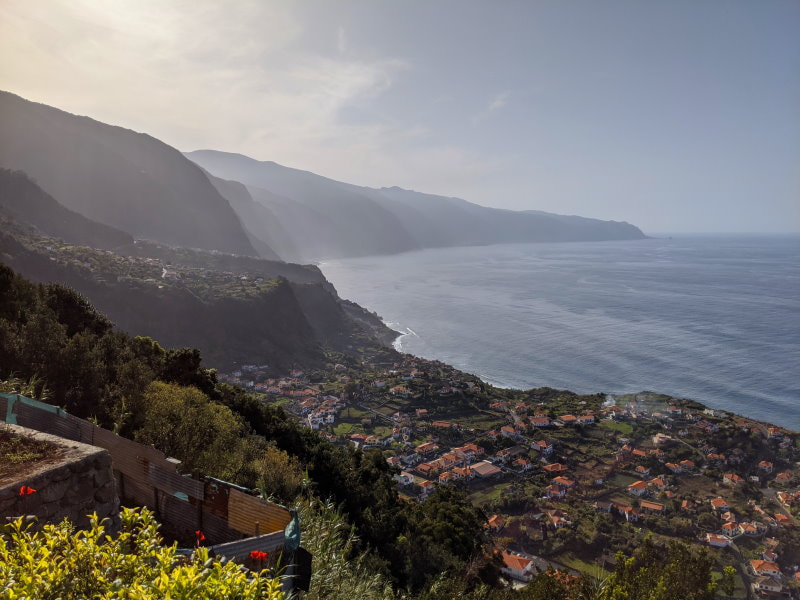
[297,499,399,600]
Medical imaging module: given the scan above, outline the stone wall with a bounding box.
[0,424,120,530]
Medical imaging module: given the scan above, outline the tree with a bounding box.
[598,536,717,600]
[250,443,306,504]
[719,566,736,597]
[134,381,246,477]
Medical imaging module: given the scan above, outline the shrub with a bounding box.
[0,507,283,599]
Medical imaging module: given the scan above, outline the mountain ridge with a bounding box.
[0,91,257,257]
[186,149,647,262]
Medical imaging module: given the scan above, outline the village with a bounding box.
[218,355,800,599]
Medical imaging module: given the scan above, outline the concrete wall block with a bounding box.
[39,477,72,503]
[1,425,120,531]
[64,475,97,506]
[93,469,112,487]
[93,454,112,471]
[94,481,115,504]
[49,465,73,483]
[0,486,18,501]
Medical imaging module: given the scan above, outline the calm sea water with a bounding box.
[320,236,800,431]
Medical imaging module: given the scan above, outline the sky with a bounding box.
[1,0,798,233]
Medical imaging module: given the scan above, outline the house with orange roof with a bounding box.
[665,462,682,474]
[416,462,437,476]
[500,551,534,582]
[543,463,568,474]
[418,480,436,497]
[432,420,452,428]
[740,522,759,536]
[775,471,792,483]
[453,466,474,479]
[632,449,647,460]
[679,459,695,470]
[453,443,483,461]
[640,500,665,514]
[706,533,731,548]
[438,471,455,484]
[514,458,533,472]
[549,512,570,528]
[774,513,792,527]
[546,484,566,499]
[627,480,649,497]
[500,425,518,438]
[559,415,577,425]
[635,465,651,476]
[613,503,639,522]
[441,452,461,465]
[723,472,744,486]
[390,385,411,397]
[415,441,439,454]
[486,514,505,532]
[750,559,781,577]
[710,497,730,511]
[552,476,575,488]
[533,440,554,455]
[721,522,741,537]
[763,549,778,562]
[650,477,668,490]
[530,416,551,427]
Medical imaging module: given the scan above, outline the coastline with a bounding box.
[383,317,799,435]
[320,237,800,432]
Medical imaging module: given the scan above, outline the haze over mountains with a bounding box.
[187,150,647,263]
[0,91,645,265]
[0,91,258,257]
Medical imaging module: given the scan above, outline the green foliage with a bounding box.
[597,537,717,600]
[218,389,487,590]
[719,566,736,597]
[0,507,284,599]
[134,381,247,477]
[0,262,485,591]
[298,499,396,600]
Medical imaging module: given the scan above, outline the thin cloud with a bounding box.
[488,90,511,111]
[0,0,512,203]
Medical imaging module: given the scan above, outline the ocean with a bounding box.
[320,235,800,431]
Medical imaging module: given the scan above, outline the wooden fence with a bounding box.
[0,394,297,561]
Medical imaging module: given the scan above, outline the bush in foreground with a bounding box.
[0,507,283,600]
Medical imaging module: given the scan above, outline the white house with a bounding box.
[501,551,535,582]
[395,471,415,486]
[706,533,731,548]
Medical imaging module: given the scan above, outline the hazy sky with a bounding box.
[1,0,798,233]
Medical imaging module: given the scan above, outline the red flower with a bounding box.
[195,530,206,541]
[18,485,37,496]
[249,550,269,561]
